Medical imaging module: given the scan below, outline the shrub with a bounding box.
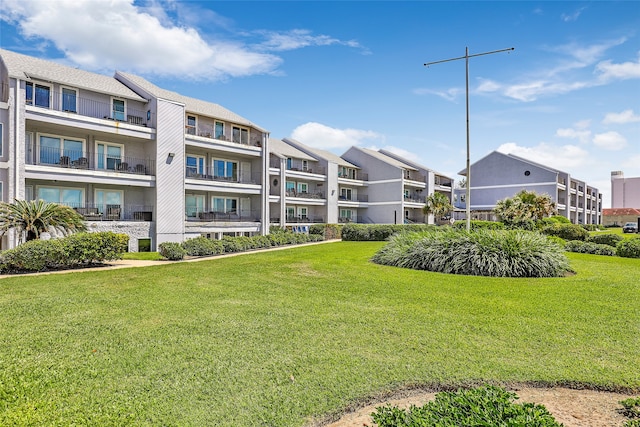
[620,397,640,427]
[64,232,128,264]
[342,224,434,241]
[565,240,616,256]
[581,224,598,231]
[309,224,340,240]
[0,239,66,272]
[158,242,186,260]
[541,223,589,241]
[586,233,623,247]
[546,235,566,248]
[453,220,505,230]
[182,236,223,256]
[617,237,640,258]
[372,228,571,277]
[372,385,561,427]
[250,235,272,249]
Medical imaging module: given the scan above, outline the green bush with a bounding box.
[453,220,505,230]
[158,242,186,260]
[617,237,640,258]
[620,397,640,427]
[0,232,128,273]
[541,223,589,241]
[565,240,616,256]
[182,236,223,256]
[372,228,571,277]
[309,224,341,239]
[546,235,566,248]
[372,385,561,427]
[586,233,623,247]
[342,224,434,241]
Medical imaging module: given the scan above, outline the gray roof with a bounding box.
[0,49,146,101]
[352,146,418,170]
[458,150,560,176]
[269,138,317,160]
[379,149,451,178]
[116,71,267,132]
[283,138,360,168]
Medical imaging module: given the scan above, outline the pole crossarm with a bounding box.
[423,46,514,231]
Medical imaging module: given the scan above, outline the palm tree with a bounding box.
[0,199,87,242]
[422,192,453,224]
[494,190,556,226]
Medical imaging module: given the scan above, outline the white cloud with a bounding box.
[413,87,463,102]
[496,142,590,170]
[593,131,628,150]
[556,128,591,144]
[290,122,384,150]
[255,29,366,53]
[603,109,640,124]
[561,6,587,22]
[596,53,640,81]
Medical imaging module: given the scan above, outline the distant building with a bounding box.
[602,208,640,227]
[611,171,640,208]
[454,151,602,225]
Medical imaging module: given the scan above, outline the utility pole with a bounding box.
[424,47,514,231]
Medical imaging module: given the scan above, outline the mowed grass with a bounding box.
[0,242,638,426]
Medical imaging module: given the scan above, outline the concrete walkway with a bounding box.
[0,239,340,279]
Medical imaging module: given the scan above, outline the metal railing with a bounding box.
[338,194,368,202]
[286,190,325,199]
[404,172,426,183]
[187,209,261,222]
[285,216,324,223]
[26,144,155,176]
[186,125,262,147]
[48,202,154,221]
[185,167,256,184]
[338,170,368,180]
[404,195,426,203]
[26,89,153,127]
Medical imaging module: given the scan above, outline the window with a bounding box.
[37,186,84,207]
[138,238,151,252]
[297,182,308,193]
[96,141,123,170]
[286,158,293,170]
[111,98,125,121]
[212,197,237,213]
[186,155,205,177]
[286,207,295,219]
[61,87,77,113]
[286,181,295,194]
[185,194,205,217]
[302,160,308,171]
[95,189,123,219]
[404,189,410,199]
[232,126,249,144]
[340,209,353,220]
[39,134,85,165]
[215,121,224,139]
[26,82,50,108]
[340,188,353,201]
[212,159,237,180]
[186,115,196,135]
[297,207,308,218]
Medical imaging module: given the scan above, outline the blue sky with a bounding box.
[2,0,639,206]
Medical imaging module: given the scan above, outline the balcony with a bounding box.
[286,216,324,223]
[338,171,368,180]
[186,126,262,148]
[286,190,325,199]
[404,195,426,203]
[189,210,260,222]
[404,172,426,183]
[50,202,153,221]
[26,145,155,176]
[26,90,153,127]
[434,177,452,187]
[185,168,256,184]
[338,194,368,202]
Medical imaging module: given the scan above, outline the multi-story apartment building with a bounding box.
[611,171,640,209]
[341,147,454,224]
[454,151,602,224]
[0,49,269,251]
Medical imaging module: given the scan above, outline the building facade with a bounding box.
[453,151,602,224]
[611,171,640,209]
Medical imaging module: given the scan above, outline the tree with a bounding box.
[0,199,87,242]
[493,190,556,228]
[422,192,454,224]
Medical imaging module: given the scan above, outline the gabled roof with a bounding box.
[283,138,360,168]
[0,49,146,101]
[116,71,267,132]
[458,150,560,176]
[268,138,316,160]
[379,149,451,178]
[351,146,418,170]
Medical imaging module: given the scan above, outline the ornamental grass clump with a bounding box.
[371,228,571,277]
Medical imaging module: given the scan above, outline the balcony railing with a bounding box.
[404,195,426,203]
[185,168,256,184]
[42,202,153,221]
[26,145,155,176]
[26,89,153,127]
[286,190,325,199]
[434,178,452,187]
[187,210,260,222]
[404,172,426,183]
[186,125,262,148]
[338,171,368,180]
[338,194,368,202]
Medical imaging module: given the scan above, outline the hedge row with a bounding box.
[0,232,129,273]
[565,240,616,256]
[341,223,436,241]
[159,230,324,260]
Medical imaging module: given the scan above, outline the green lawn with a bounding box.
[1,242,638,426]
